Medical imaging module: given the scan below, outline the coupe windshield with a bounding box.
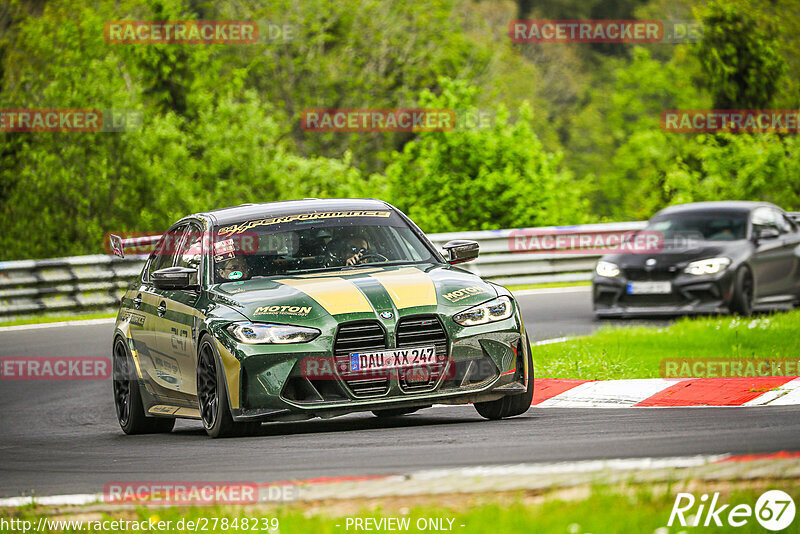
[646,212,748,242]
[211,210,437,283]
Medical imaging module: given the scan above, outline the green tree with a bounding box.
[385,79,581,233]
[694,0,786,109]
[567,47,707,219]
[0,0,370,260]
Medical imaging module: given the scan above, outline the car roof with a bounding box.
[194,198,393,225]
[654,201,780,217]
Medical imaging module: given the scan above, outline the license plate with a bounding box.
[626,281,672,294]
[350,346,436,372]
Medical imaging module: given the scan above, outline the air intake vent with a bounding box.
[334,321,389,397]
[395,315,448,392]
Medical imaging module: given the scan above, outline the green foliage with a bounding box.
[235,0,495,172]
[386,79,581,233]
[572,28,798,220]
[0,0,372,259]
[694,0,787,109]
[1,0,799,260]
[606,129,800,220]
[569,47,707,219]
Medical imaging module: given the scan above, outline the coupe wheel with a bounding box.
[730,266,754,316]
[113,338,175,434]
[474,336,534,420]
[197,336,259,438]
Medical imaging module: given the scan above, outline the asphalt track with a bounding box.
[1,288,798,498]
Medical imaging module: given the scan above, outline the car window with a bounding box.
[386,226,428,261]
[773,210,793,234]
[751,207,781,233]
[782,214,798,233]
[174,223,204,271]
[647,212,747,241]
[146,225,187,280]
[211,210,438,283]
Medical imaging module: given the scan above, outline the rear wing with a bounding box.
[108,233,162,258]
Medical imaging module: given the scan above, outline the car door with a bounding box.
[139,224,188,395]
[151,222,204,396]
[772,210,800,296]
[749,207,792,298]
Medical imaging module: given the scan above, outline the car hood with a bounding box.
[208,263,498,324]
[601,240,746,268]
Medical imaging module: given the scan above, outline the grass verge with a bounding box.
[506,280,591,291]
[2,479,795,533]
[0,311,116,327]
[532,309,800,379]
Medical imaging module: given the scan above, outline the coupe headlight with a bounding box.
[595,260,620,278]
[226,322,320,344]
[453,296,513,326]
[684,257,731,275]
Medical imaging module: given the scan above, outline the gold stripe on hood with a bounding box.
[296,267,384,278]
[369,267,437,309]
[275,277,373,315]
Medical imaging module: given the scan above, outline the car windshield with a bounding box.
[210,209,438,283]
[646,212,748,241]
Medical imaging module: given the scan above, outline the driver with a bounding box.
[342,235,370,266]
[215,254,251,281]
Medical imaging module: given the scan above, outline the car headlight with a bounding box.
[684,257,731,275]
[595,261,620,277]
[453,296,513,326]
[226,322,320,344]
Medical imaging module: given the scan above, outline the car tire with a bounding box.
[372,407,421,418]
[474,335,534,420]
[197,335,260,438]
[730,266,754,316]
[113,338,175,434]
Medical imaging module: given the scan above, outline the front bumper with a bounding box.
[592,269,736,317]
[219,314,527,422]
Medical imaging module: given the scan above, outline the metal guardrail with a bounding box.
[0,222,646,320]
[427,221,646,286]
[0,255,148,318]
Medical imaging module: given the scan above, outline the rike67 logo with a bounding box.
[668,490,795,531]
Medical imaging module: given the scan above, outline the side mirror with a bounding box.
[152,267,199,290]
[442,240,479,264]
[754,227,780,242]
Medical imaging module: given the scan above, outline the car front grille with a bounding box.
[395,315,449,392]
[624,267,677,281]
[618,293,684,306]
[333,321,389,397]
[333,316,452,397]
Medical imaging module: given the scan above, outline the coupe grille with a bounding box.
[334,321,389,397]
[624,267,677,281]
[395,315,448,392]
[618,293,684,306]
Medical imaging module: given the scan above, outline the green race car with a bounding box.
[111,199,533,438]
